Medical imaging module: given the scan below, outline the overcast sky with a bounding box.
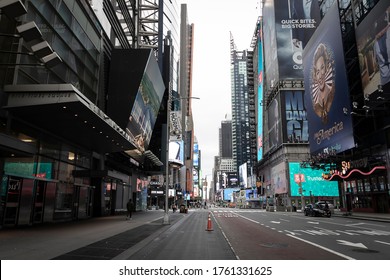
[178,0,261,180]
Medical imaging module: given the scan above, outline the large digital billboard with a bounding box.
[125,55,165,157]
[107,49,165,161]
[257,19,264,161]
[271,161,287,195]
[239,162,248,189]
[281,90,308,143]
[356,0,390,97]
[267,96,281,151]
[263,0,321,92]
[169,141,184,165]
[223,188,240,201]
[289,162,339,197]
[303,2,354,155]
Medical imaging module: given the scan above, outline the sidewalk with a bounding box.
[0,209,182,260]
[333,210,390,223]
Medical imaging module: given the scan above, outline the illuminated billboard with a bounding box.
[223,188,240,201]
[281,90,308,143]
[193,142,199,167]
[303,3,354,155]
[271,161,287,195]
[263,0,321,92]
[257,19,264,161]
[107,49,165,161]
[267,96,281,151]
[169,141,184,165]
[289,162,339,197]
[239,162,248,189]
[356,0,390,97]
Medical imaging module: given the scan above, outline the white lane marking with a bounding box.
[270,221,280,224]
[337,240,367,249]
[375,240,390,246]
[307,221,320,224]
[287,234,355,260]
[346,223,366,227]
[210,211,240,260]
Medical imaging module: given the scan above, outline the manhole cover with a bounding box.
[259,243,289,248]
[352,248,379,253]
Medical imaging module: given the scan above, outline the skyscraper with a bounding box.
[220,119,233,158]
[230,33,252,176]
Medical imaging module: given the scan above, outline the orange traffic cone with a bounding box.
[206,212,213,231]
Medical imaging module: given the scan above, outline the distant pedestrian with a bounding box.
[126,199,134,220]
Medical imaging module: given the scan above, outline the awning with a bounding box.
[4,84,136,153]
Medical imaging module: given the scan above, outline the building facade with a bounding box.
[230,33,253,179]
[0,0,187,228]
[255,0,390,213]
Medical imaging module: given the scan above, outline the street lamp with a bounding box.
[163,95,199,225]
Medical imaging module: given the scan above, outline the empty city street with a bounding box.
[122,209,390,260]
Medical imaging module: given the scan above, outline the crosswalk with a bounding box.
[212,209,390,237]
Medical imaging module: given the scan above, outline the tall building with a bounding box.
[254,0,390,213]
[230,33,253,178]
[220,118,233,158]
[0,0,185,227]
[179,3,195,204]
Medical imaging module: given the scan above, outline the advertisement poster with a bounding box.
[263,0,321,92]
[289,162,339,197]
[282,90,309,143]
[356,0,390,97]
[271,161,287,195]
[303,2,354,155]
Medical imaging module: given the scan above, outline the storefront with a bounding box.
[327,165,390,213]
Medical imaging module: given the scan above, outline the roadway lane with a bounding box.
[212,209,346,260]
[126,210,237,260]
[215,209,390,260]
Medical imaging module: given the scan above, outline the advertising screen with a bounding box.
[239,163,248,189]
[107,49,165,162]
[281,90,308,143]
[125,55,165,156]
[356,0,390,97]
[271,161,287,194]
[169,141,184,165]
[193,142,199,167]
[303,2,354,155]
[227,172,238,188]
[257,19,264,161]
[267,96,281,151]
[223,188,240,201]
[289,162,339,197]
[263,0,321,92]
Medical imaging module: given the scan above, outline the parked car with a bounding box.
[317,201,335,214]
[304,202,331,217]
[304,204,314,216]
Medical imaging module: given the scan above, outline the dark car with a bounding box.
[304,204,314,216]
[304,202,331,217]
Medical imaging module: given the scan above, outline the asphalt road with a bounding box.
[214,209,390,260]
[123,209,390,260]
[126,210,237,260]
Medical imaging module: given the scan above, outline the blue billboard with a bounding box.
[282,90,308,143]
[257,19,264,161]
[289,162,339,197]
[303,2,354,155]
[223,188,240,201]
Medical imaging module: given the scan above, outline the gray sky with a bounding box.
[179,0,261,179]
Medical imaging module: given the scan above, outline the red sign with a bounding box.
[294,173,305,184]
